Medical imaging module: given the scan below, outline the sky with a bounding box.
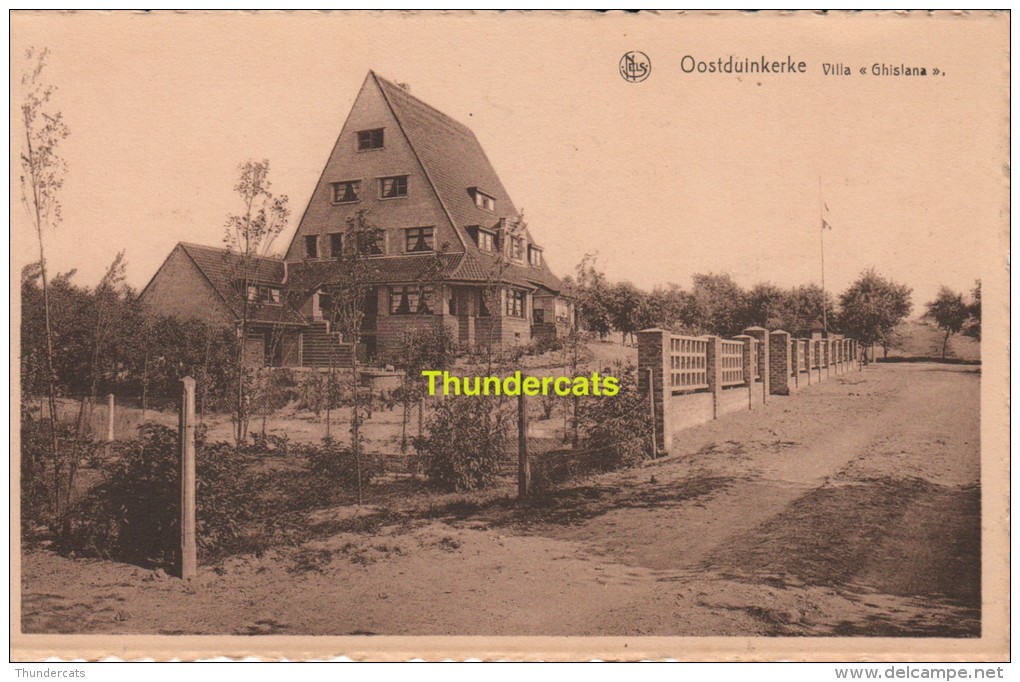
[10,11,1008,313]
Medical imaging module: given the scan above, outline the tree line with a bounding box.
[566,254,922,355]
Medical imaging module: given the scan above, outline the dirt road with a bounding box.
[21,363,981,637]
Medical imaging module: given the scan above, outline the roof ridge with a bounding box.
[372,72,475,136]
[180,241,285,261]
[373,72,470,254]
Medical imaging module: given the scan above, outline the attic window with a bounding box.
[304,235,319,259]
[331,180,360,204]
[472,189,496,213]
[357,128,384,150]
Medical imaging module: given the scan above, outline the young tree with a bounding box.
[837,269,913,361]
[222,159,290,445]
[324,209,384,504]
[925,286,970,359]
[19,47,70,506]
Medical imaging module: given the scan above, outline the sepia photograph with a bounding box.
[9,10,1009,663]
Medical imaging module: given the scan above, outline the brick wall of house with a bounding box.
[284,76,464,263]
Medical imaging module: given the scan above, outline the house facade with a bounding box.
[139,71,573,367]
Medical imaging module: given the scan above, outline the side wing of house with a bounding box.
[137,244,237,326]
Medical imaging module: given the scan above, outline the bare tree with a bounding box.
[325,209,384,504]
[222,159,290,445]
[19,47,70,514]
[479,213,527,370]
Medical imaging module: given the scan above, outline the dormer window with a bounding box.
[509,236,524,261]
[468,225,497,253]
[357,128,384,150]
[528,244,543,267]
[471,188,496,213]
[331,180,360,204]
[478,229,495,253]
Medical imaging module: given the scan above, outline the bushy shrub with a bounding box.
[20,405,103,534]
[58,423,262,567]
[297,437,383,505]
[412,395,511,492]
[576,363,653,472]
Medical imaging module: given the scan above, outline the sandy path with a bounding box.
[21,363,980,637]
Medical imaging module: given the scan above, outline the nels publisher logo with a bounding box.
[619,51,651,82]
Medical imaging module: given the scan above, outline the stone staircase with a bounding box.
[302,321,354,368]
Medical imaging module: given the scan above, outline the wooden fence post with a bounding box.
[106,393,115,442]
[637,329,672,454]
[179,376,197,580]
[517,392,530,499]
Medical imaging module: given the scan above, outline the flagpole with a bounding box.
[819,175,827,333]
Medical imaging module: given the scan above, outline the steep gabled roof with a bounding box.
[374,74,520,243]
[372,73,564,294]
[177,243,305,326]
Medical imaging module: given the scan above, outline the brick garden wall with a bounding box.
[639,327,860,454]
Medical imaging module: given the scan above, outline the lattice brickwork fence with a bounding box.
[669,336,709,391]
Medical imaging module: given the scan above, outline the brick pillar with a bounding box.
[768,330,791,395]
[733,335,754,410]
[637,329,672,454]
[823,339,830,379]
[706,335,722,419]
[789,337,800,388]
[743,326,769,403]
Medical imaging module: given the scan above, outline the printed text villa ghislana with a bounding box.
[678,55,942,77]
